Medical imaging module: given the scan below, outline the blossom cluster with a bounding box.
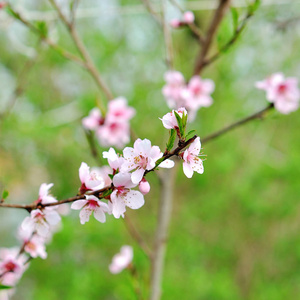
[0,184,66,299]
[256,73,300,114]
[82,97,135,148]
[162,71,215,121]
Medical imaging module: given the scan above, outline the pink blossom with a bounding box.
[97,121,131,149]
[162,71,186,108]
[103,148,125,172]
[106,97,136,123]
[183,11,195,23]
[21,208,61,237]
[160,107,187,129]
[110,173,144,218]
[170,19,181,28]
[182,76,215,110]
[109,245,133,274]
[182,137,204,178]
[139,178,150,195]
[121,138,174,184]
[71,195,110,224]
[35,183,57,207]
[79,162,104,194]
[82,108,104,130]
[0,248,28,286]
[256,73,300,114]
[91,166,113,187]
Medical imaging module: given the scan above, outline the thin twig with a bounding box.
[123,216,153,258]
[201,9,255,68]
[193,0,232,75]
[202,103,274,144]
[140,0,162,25]
[168,0,205,44]
[48,0,114,101]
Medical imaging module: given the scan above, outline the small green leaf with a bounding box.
[166,129,176,152]
[5,6,21,20]
[174,111,184,138]
[248,0,261,14]
[35,21,48,37]
[0,285,12,290]
[108,174,114,180]
[2,190,9,200]
[231,7,239,31]
[101,189,112,197]
[185,130,196,140]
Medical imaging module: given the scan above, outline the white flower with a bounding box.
[109,245,133,274]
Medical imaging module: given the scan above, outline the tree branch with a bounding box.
[202,103,274,144]
[193,0,232,75]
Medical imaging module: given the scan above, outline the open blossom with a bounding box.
[18,227,47,259]
[103,148,125,173]
[21,208,61,237]
[35,183,57,207]
[82,98,135,148]
[109,245,133,274]
[160,107,187,129]
[79,162,104,194]
[0,248,28,286]
[182,137,204,178]
[121,138,174,184]
[91,166,112,187]
[71,195,110,224]
[182,75,215,110]
[256,73,300,114]
[110,173,144,219]
[162,71,186,108]
[82,108,104,130]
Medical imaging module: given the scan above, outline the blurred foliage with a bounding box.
[1,0,300,299]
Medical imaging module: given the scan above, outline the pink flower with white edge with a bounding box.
[121,138,175,184]
[82,108,104,130]
[110,173,144,219]
[91,166,113,187]
[183,11,195,23]
[35,183,57,207]
[256,73,300,114]
[162,71,186,108]
[182,137,204,178]
[106,97,136,123]
[182,76,215,110]
[79,162,105,194]
[103,148,125,173]
[97,121,131,149]
[71,195,110,225]
[109,245,133,274]
[160,107,187,130]
[18,227,47,259]
[21,208,61,237]
[0,248,28,286]
[139,178,150,195]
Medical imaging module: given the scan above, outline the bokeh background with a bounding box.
[1,0,300,299]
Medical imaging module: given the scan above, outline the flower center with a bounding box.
[87,200,99,209]
[4,261,18,272]
[134,155,148,169]
[278,83,287,94]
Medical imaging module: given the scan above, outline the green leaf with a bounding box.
[108,174,114,180]
[248,0,261,15]
[174,111,184,138]
[101,189,112,197]
[35,21,48,37]
[231,7,239,31]
[185,130,196,140]
[2,190,9,200]
[166,129,176,152]
[0,285,12,290]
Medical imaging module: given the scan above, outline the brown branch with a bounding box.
[48,0,114,101]
[201,9,255,68]
[202,103,274,144]
[193,0,232,75]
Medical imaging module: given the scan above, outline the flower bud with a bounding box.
[139,178,150,195]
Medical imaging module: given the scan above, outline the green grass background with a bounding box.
[1,0,300,299]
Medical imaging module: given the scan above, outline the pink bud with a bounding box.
[170,19,181,28]
[0,2,7,9]
[183,11,195,24]
[139,178,150,195]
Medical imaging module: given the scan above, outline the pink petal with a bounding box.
[183,162,193,178]
[124,190,145,209]
[71,199,88,210]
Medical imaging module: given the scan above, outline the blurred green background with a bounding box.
[1,0,300,299]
